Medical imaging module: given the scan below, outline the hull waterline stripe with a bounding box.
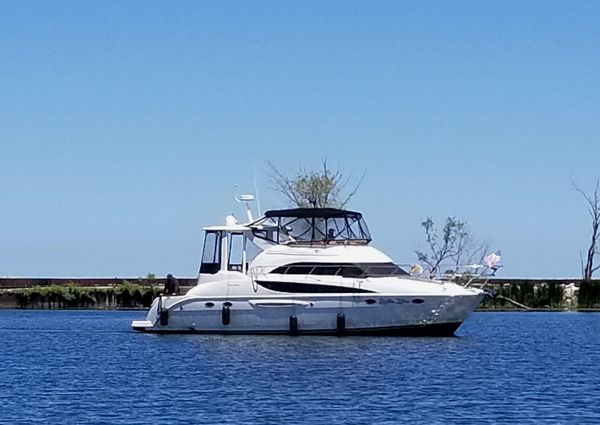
[132,322,463,337]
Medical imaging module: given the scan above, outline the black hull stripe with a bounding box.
[134,322,462,337]
[255,280,375,294]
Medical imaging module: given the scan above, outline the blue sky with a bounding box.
[1,1,599,278]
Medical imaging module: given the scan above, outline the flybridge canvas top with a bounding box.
[263,208,362,219]
[250,208,372,245]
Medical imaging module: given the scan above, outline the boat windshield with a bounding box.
[250,208,372,245]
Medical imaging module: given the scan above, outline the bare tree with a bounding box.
[454,234,491,267]
[268,158,365,208]
[574,180,600,281]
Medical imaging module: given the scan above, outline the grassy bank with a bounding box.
[1,282,166,309]
[477,280,600,310]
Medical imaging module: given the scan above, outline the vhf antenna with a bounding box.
[252,166,262,217]
[234,185,256,223]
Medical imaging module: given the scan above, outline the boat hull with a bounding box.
[132,292,484,336]
[132,321,462,336]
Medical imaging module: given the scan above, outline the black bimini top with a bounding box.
[252,208,371,245]
[264,208,363,219]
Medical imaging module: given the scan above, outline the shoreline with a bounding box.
[2,277,600,311]
[1,304,600,313]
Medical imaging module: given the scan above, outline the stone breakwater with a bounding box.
[474,278,585,310]
[1,277,599,310]
[0,278,196,309]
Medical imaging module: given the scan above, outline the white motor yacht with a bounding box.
[132,205,484,336]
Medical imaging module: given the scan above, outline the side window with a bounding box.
[341,265,363,278]
[200,231,221,274]
[271,266,289,274]
[245,237,261,262]
[312,266,341,275]
[228,233,244,272]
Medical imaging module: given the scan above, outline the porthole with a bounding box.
[365,299,377,305]
[223,301,232,307]
[411,298,425,304]
[204,302,214,308]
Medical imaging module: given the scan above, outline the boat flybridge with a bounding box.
[132,200,485,336]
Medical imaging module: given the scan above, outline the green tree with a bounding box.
[268,158,365,208]
[415,217,468,277]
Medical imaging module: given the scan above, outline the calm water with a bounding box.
[0,311,599,424]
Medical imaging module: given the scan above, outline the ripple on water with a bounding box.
[0,310,599,424]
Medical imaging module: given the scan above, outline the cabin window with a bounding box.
[245,237,261,263]
[340,265,363,278]
[200,231,221,274]
[313,265,341,275]
[362,264,408,277]
[271,265,289,274]
[286,265,315,275]
[268,262,408,278]
[228,232,244,272]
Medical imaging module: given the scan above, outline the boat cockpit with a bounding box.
[249,208,372,245]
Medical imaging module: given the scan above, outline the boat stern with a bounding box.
[131,320,154,331]
[131,296,161,332]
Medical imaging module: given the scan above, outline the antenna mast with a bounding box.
[234,185,256,223]
[252,166,262,217]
